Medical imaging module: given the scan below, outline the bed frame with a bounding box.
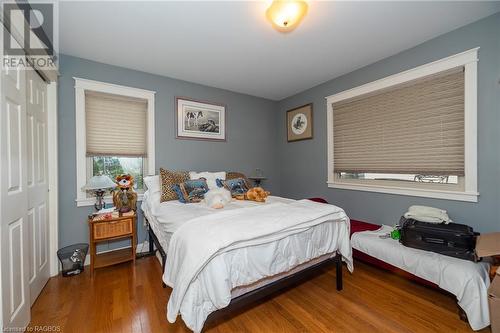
[144,214,343,326]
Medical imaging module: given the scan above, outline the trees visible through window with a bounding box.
[92,156,144,190]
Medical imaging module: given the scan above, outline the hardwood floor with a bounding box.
[29,256,489,333]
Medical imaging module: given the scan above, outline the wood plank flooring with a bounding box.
[28,257,489,332]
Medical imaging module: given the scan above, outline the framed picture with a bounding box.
[176,97,226,141]
[286,103,313,142]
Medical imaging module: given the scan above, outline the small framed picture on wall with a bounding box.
[286,103,313,142]
[175,97,226,141]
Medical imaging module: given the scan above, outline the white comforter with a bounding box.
[163,199,352,332]
[352,225,491,331]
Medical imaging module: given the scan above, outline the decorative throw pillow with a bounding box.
[189,171,226,190]
[226,171,250,185]
[172,179,209,203]
[143,175,160,194]
[216,177,250,197]
[159,168,189,202]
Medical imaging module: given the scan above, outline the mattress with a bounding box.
[142,197,172,252]
[141,190,343,284]
[231,252,334,298]
[142,190,298,252]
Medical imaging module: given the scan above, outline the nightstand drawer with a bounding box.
[93,218,133,240]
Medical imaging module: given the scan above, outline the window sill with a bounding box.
[76,193,144,207]
[327,181,478,202]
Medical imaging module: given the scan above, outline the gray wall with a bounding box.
[59,13,500,251]
[58,55,279,249]
[277,13,500,233]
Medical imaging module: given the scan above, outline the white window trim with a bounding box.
[325,48,479,202]
[74,77,156,207]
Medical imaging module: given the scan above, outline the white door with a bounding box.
[26,69,49,305]
[0,49,30,327]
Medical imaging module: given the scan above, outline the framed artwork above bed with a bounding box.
[286,103,313,142]
[175,97,226,141]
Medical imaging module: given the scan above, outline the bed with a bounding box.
[141,188,353,332]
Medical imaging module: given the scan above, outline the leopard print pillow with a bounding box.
[159,168,189,202]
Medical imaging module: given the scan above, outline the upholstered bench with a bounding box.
[350,220,491,331]
[350,220,436,287]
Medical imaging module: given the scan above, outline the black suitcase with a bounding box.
[399,217,478,262]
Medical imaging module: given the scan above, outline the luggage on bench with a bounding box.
[399,217,478,262]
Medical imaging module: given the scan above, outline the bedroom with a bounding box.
[1,1,500,332]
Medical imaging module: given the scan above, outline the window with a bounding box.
[75,78,155,206]
[89,156,144,192]
[326,48,478,202]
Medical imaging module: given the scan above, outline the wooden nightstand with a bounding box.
[88,212,137,276]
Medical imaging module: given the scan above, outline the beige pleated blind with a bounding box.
[333,67,465,176]
[85,91,148,157]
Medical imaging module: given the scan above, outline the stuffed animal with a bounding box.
[112,174,138,213]
[235,187,270,203]
[204,187,232,209]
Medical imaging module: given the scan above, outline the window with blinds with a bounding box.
[332,67,465,179]
[85,91,148,157]
[85,91,148,190]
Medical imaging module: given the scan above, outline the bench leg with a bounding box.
[336,253,343,291]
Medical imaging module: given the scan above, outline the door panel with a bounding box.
[37,122,45,183]
[26,69,49,305]
[9,218,25,319]
[28,208,36,283]
[1,52,30,328]
[38,203,47,269]
[6,100,22,192]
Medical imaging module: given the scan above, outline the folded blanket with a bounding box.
[403,205,452,224]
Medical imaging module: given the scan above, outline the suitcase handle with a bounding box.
[422,236,447,245]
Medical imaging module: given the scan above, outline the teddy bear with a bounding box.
[204,187,232,209]
[112,174,138,213]
[235,187,270,203]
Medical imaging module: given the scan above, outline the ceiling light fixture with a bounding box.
[266,0,308,32]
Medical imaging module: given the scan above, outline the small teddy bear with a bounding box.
[235,187,270,203]
[112,174,138,213]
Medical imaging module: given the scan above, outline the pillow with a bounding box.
[143,175,160,193]
[189,171,226,190]
[226,171,250,184]
[216,177,250,197]
[172,179,209,203]
[159,168,189,202]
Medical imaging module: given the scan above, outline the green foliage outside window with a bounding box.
[92,156,144,190]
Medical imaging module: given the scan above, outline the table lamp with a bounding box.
[248,168,267,187]
[82,175,116,211]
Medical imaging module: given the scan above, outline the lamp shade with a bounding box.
[266,0,308,32]
[82,175,116,191]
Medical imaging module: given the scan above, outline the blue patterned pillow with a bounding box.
[172,179,209,203]
[216,177,250,197]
